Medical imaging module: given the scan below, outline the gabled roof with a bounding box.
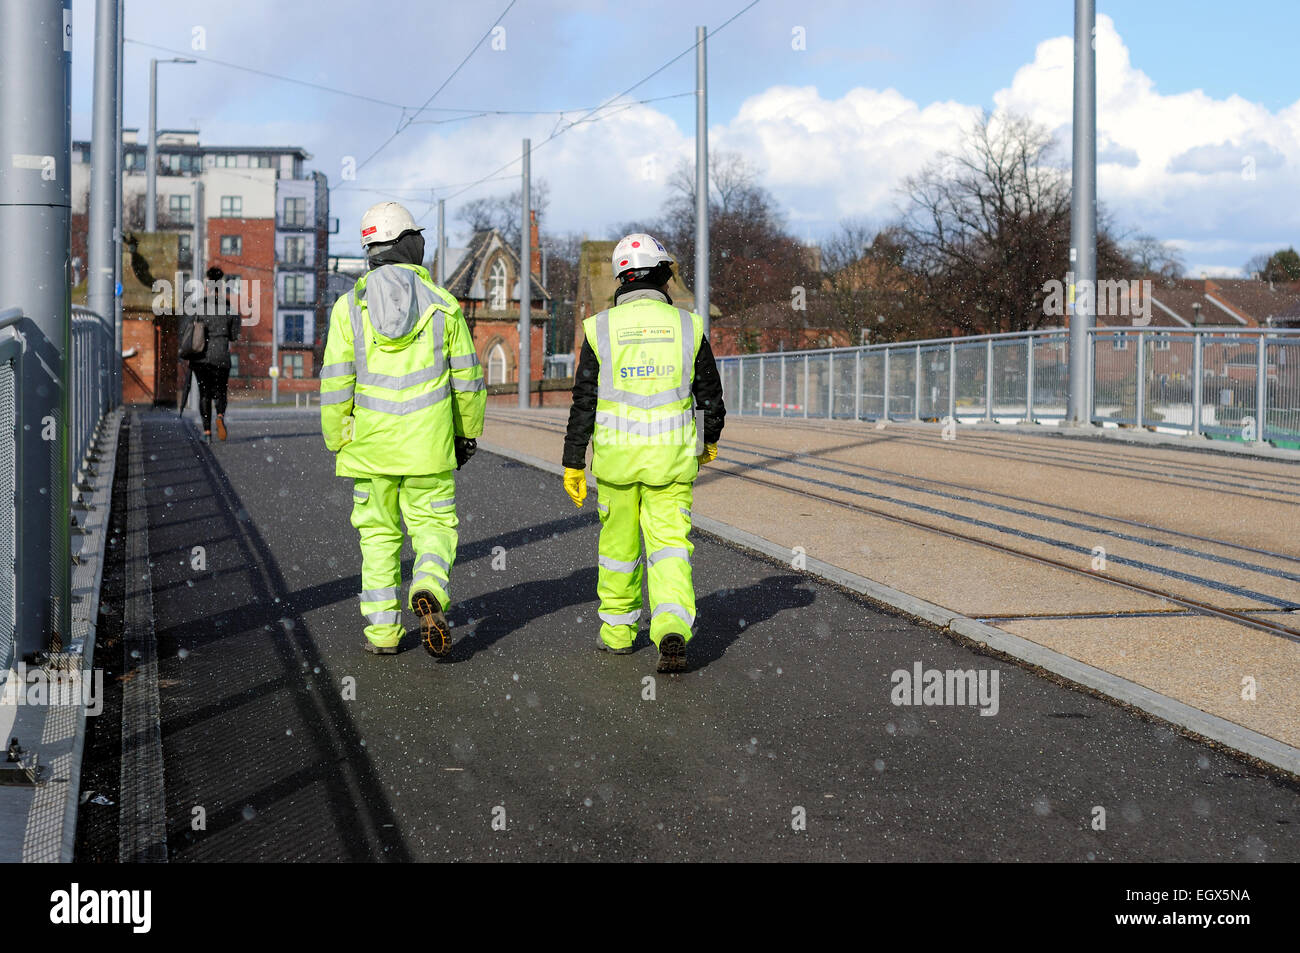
[437,229,549,303]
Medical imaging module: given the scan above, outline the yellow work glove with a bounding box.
[563,468,588,507]
[699,443,718,465]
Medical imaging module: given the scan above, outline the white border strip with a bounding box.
[478,438,1300,777]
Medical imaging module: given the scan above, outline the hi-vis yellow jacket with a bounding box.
[320,263,484,477]
[582,297,704,486]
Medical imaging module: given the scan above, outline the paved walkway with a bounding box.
[72,407,1300,861]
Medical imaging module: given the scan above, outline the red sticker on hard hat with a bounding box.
[619,260,628,267]
[362,226,377,237]
[631,241,640,247]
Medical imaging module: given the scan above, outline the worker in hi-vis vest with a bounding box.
[562,233,726,672]
[320,202,485,656]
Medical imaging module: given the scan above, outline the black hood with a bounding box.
[367,230,426,268]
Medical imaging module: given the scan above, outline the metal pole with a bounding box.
[1026,336,1036,422]
[694,25,710,335]
[913,345,922,421]
[758,356,765,416]
[436,198,446,287]
[1190,333,1202,437]
[1255,334,1268,444]
[948,342,957,423]
[1067,0,1096,423]
[827,351,834,418]
[0,0,73,654]
[737,357,744,415]
[984,338,994,422]
[146,58,157,231]
[87,0,119,355]
[518,138,531,409]
[113,0,123,405]
[192,179,203,287]
[802,353,808,417]
[1135,331,1145,428]
[883,347,891,420]
[780,357,786,418]
[854,349,862,421]
[271,262,279,403]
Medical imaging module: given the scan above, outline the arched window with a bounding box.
[487,342,507,385]
[488,258,508,311]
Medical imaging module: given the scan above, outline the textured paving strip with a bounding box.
[118,411,168,862]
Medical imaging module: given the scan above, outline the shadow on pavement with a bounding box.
[691,573,818,668]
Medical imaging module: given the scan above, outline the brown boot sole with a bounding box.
[414,593,450,656]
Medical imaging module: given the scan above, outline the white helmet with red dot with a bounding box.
[612,233,673,280]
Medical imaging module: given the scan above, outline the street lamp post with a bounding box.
[145,56,194,232]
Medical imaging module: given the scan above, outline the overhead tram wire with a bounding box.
[347,0,520,182]
[437,0,762,205]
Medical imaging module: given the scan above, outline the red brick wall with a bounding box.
[208,218,276,383]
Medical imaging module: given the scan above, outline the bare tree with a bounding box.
[896,112,1129,335]
[1125,233,1184,280]
[456,179,551,247]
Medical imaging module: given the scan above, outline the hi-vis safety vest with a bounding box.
[584,297,703,486]
[320,263,485,477]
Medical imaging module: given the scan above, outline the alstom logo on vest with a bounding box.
[620,363,676,380]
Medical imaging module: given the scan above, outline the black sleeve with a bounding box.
[228,306,240,342]
[563,339,598,469]
[692,336,726,444]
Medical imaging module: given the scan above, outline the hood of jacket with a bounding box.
[356,263,439,350]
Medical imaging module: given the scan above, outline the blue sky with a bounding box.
[69,0,1300,274]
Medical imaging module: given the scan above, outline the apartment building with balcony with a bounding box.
[71,129,332,397]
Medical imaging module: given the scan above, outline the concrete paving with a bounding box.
[71,407,1300,861]
[483,408,1300,751]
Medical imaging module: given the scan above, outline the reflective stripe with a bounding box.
[596,502,609,514]
[353,490,370,502]
[594,307,696,409]
[348,288,448,390]
[678,507,691,519]
[594,409,693,437]
[451,376,485,392]
[651,603,695,628]
[320,361,355,378]
[365,610,401,625]
[598,554,642,574]
[360,587,399,602]
[414,552,450,578]
[449,353,479,369]
[428,496,455,509]
[647,546,689,567]
[354,384,450,415]
[599,609,642,626]
[321,386,354,405]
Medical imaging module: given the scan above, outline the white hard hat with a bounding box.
[612,233,673,279]
[360,201,423,248]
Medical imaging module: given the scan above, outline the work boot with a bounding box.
[364,641,398,655]
[656,633,687,673]
[215,414,228,441]
[413,590,451,657]
[202,430,212,445]
[596,634,634,655]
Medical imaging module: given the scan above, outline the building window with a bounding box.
[283,197,307,227]
[281,353,304,379]
[283,236,306,264]
[487,342,507,385]
[220,195,242,217]
[167,193,191,225]
[220,235,242,256]
[1113,332,1128,350]
[488,258,507,311]
[284,273,307,305]
[229,353,240,377]
[282,313,305,345]
[1153,335,1171,351]
[253,155,273,168]
[177,233,192,263]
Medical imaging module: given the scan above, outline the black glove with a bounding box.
[454,437,477,470]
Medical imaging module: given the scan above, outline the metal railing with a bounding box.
[715,326,1300,445]
[0,306,114,670]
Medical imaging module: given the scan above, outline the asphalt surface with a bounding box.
[130,407,1299,861]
